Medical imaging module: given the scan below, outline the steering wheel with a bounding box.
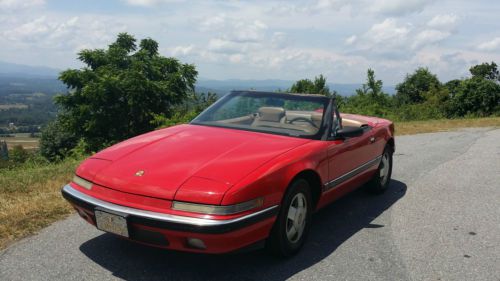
[288,117,318,128]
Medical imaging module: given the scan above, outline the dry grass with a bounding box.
[0,159,80,250]
[395,117,500,135]
[0,134,40,150]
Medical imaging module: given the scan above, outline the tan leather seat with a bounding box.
[311,112,322,128]
[252,107,286,127]
[252,107,319,134]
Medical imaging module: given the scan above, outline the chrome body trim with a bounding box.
[324,155,382,191]
[62,184,278,227]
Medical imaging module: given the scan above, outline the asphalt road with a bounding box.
[1,128,499,281]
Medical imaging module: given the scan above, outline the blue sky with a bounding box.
[1,0,499,84]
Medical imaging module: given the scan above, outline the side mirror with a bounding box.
[334,127,364,139]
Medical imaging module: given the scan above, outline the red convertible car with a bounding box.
[62,91,394,256]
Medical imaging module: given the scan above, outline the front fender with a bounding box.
[221,141,329,207]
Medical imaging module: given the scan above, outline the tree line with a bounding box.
[290,63,500,121]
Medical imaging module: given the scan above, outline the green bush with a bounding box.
[9,145,29,164]
[339,64,500,122]
[446,77,500,117]
[39,120,79,162]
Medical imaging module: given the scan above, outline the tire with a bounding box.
[266,178,312,257]
[366,145,393,194]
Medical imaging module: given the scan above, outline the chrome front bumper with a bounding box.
[61,184,279,234]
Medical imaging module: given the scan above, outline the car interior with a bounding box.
[216,106,370,135]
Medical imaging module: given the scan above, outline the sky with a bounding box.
[1,0,499,84]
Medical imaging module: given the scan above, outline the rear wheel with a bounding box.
[266,178,312,257]
[366,146,393,194]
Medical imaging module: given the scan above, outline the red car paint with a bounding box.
[64,106,394,253]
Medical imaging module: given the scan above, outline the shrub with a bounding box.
[9,145,29,164]
[39,120,79,162]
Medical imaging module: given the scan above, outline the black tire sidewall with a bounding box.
[381,147,393,189]
[268,178,312,256]
[368,146,393,193]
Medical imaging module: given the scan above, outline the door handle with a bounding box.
[370,136,376,143]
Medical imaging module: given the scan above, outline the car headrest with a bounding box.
[258,107,285,122]
[311,112,323,122]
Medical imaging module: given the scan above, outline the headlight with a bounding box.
[171,197,264,215]
[73,175,93,190]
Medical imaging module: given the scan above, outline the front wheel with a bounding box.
[366,146,393,194]
[266,178,312,257]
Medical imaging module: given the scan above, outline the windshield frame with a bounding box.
[190,91,332,140]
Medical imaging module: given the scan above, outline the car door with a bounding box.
[324,118,375,199]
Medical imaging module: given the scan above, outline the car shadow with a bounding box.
[79,179,407,281]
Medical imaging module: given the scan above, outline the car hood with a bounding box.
[80,124,310,203]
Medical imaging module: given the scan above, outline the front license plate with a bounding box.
[95,210,129,238]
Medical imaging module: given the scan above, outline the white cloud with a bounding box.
[228,54,244,63]
[345,35,357,45]
[170,45,195,57]
[229,20,267,43]
[367,18,410,44]
[371,0,433,16]
[271,32,287,48]
[1,0,499,84]
[309,0,350,12]
[2,15,125,53]
[124,0,156,6]
[123,0,183,7]
[3,16,50,41]
[412,29,450,49]
[266,0,351,16]
[427,14,458,29]
[351,17,455,51]
[0,0,44,11]
[197,16,270,64]
[199,15,267,43]
[199,14,226,31]
[344,16,457,63]
[207,38,245,54]
[477,37,500,51]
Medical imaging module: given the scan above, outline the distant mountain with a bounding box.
[0,76,65,97]
[196,79,395,96]
[0,61,60,78]
[0,62,396,96]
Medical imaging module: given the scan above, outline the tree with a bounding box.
[447,77,500,117]
[54,33,198,152]
[39,119,79,161]
[152,92,218,128]
[395,68,441,105]
[470,62,499,81]
[356,68,383,97]
[342,69,392,117]
[289,75,331,96]
[444,79,462,98]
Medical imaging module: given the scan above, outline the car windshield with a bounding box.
[191,91,329,138]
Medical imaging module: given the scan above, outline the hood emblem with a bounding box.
[135,170,145,177]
